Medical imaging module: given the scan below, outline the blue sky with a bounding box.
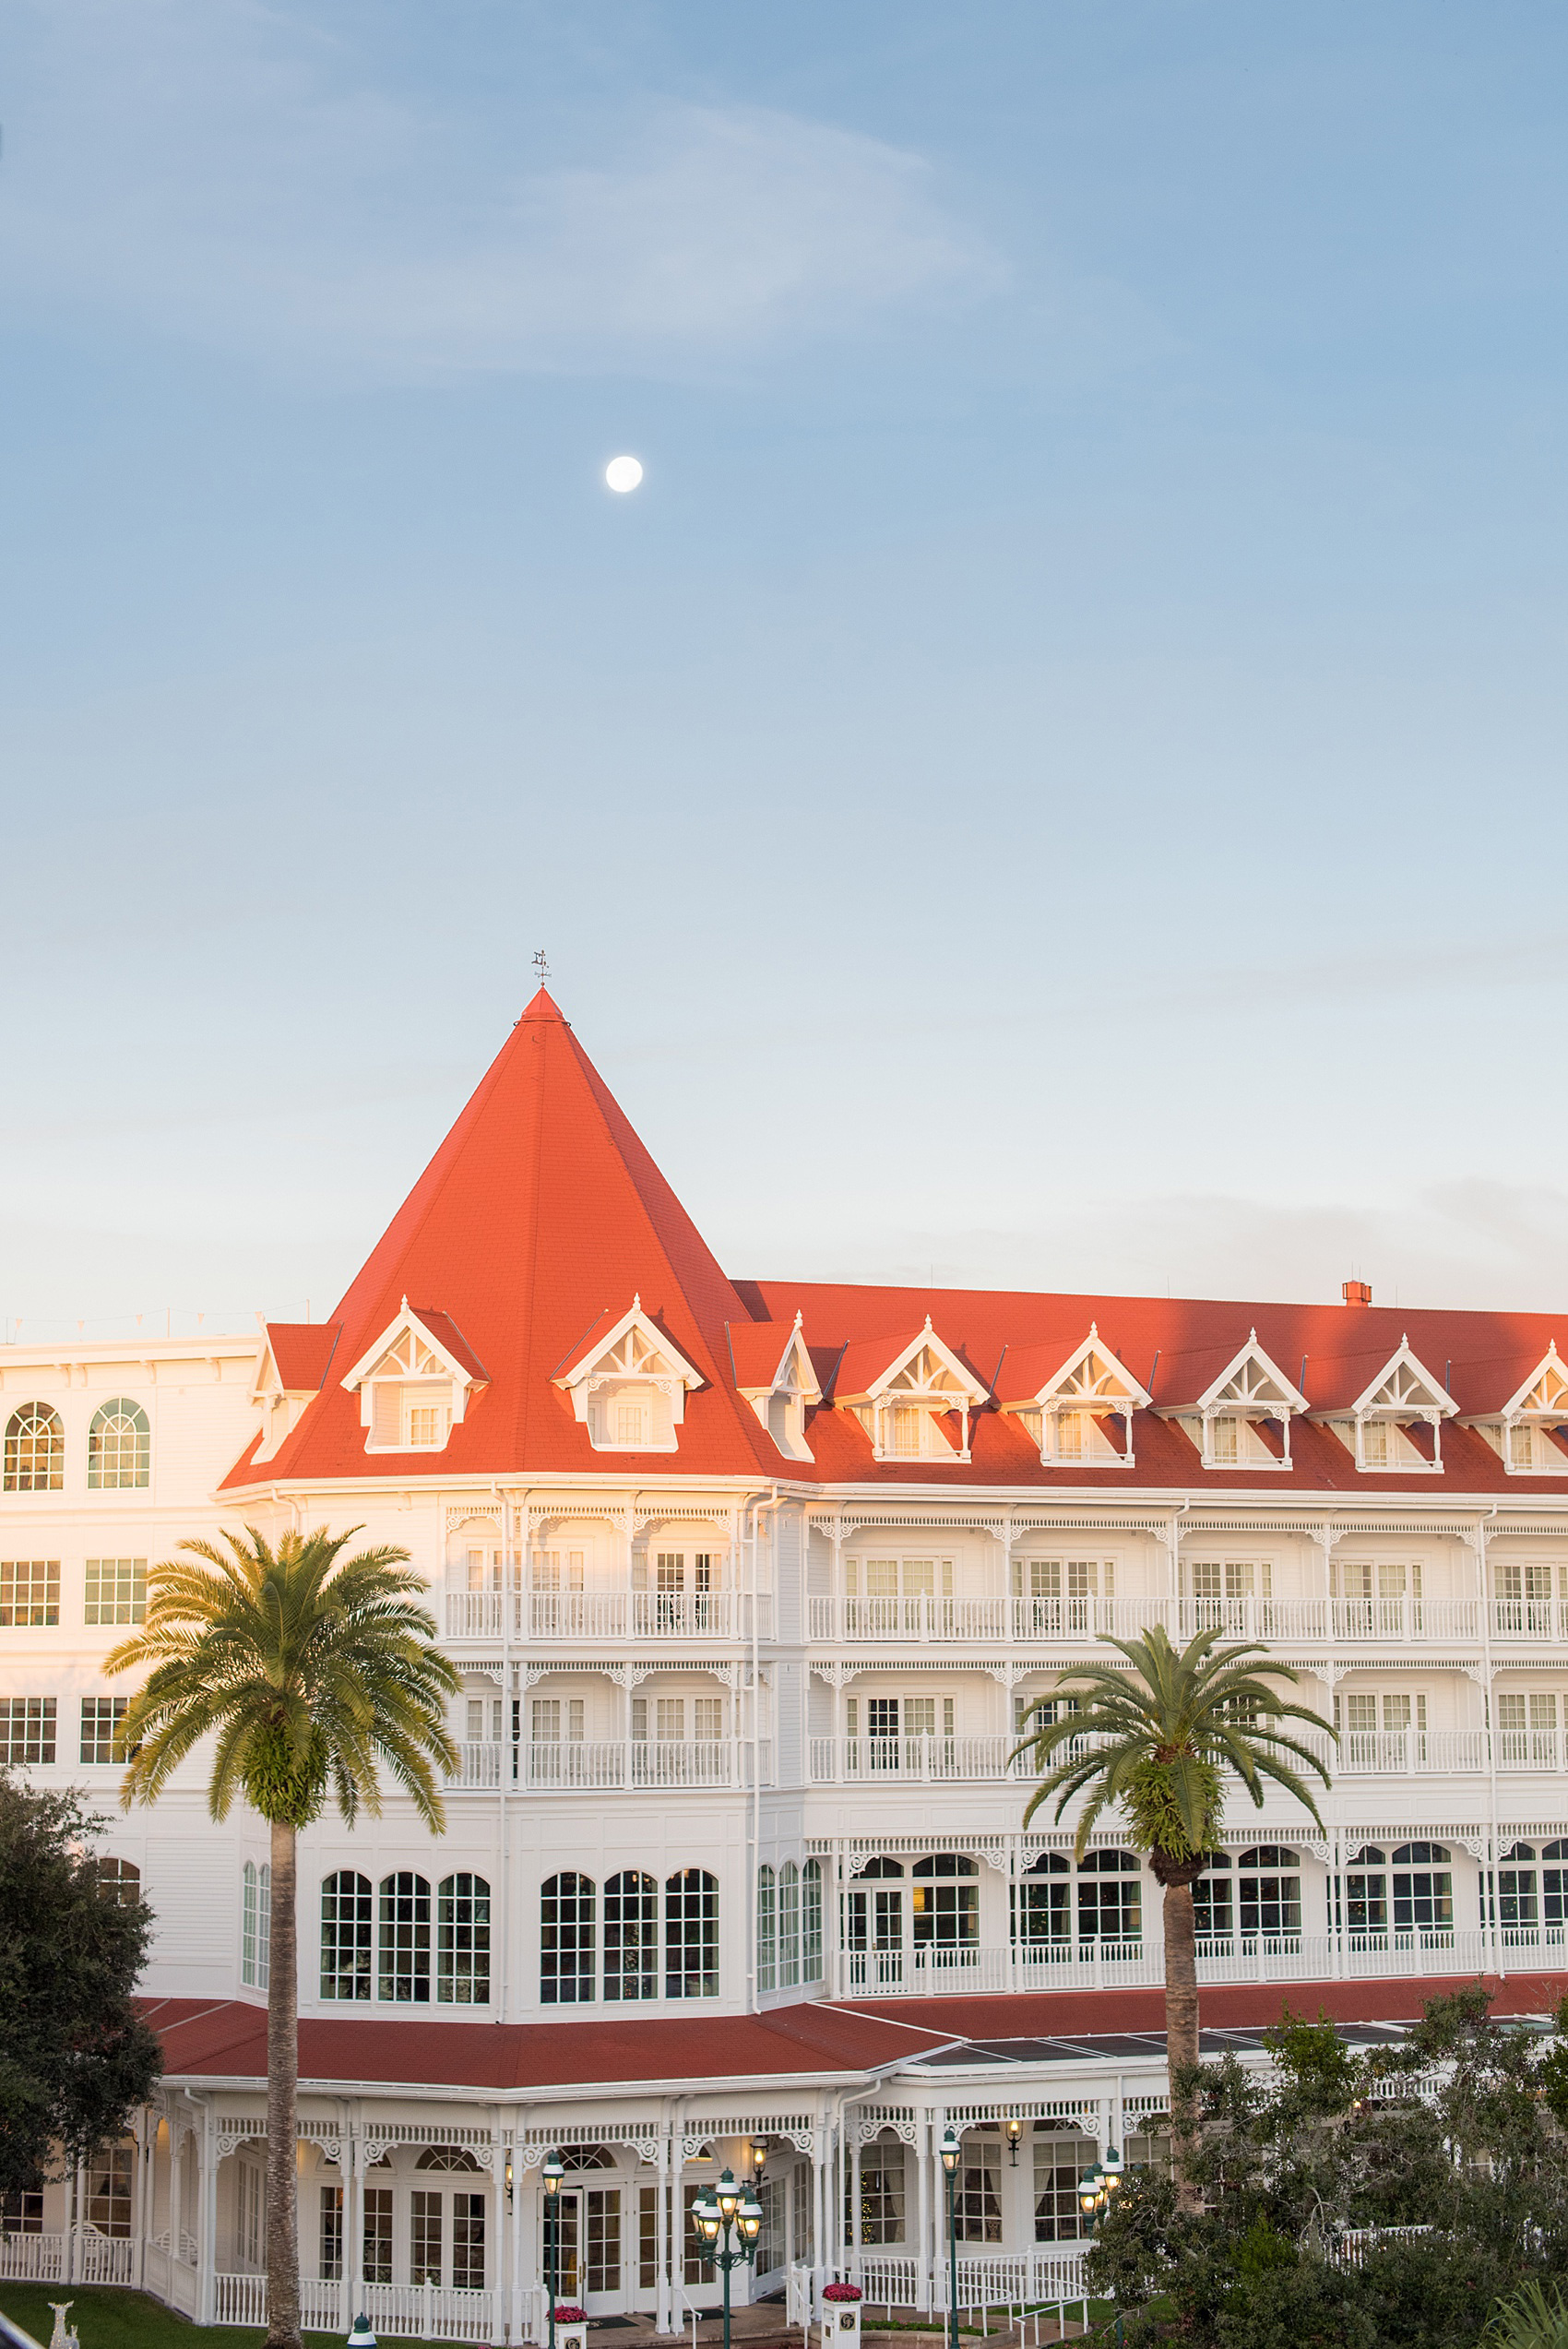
[3,2,1566,1339]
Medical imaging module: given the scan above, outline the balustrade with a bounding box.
[834,1925,1502,1999]
[803,1592,1489,1645]
[444,1587,772,1641]
[449,1738,770,1790]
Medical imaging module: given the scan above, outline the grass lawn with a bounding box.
[0,2284,360,2349]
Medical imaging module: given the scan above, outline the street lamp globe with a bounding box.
[542,2152,564,2197]
[939,2128,960,2176]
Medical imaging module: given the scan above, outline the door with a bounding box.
[846,1880,904,1988]
[554,2188,627,2314]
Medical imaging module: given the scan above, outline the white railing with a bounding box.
[215,2275,491,2342]
[1496,1729,1566,1771]
[1491,1600,1559,1641]
[804,1592,1488,1645]
[0,2234,64,2281]
[814,1726,1507,1784]
[836,1926,1503,1998]
[812,1735,1024,1783]
[453,1740,769,1790]
[445,1588,773,1642]
[77,2232,135,2283]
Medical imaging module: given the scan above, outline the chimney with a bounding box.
[1342,1280,1372,1308]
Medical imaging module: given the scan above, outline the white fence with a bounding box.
[450,1740,771,1791]
[444,1591,773,1642]
[214,2273,493,2341]
[0,2233,134,2285]
[849,2249,1090,2311]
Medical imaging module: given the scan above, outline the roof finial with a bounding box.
[401,1294,409,1313]
[792,1309,803,1330]
[534,947,550,987]
[1089,1320,1098,1340]
[633,1292,641,1314]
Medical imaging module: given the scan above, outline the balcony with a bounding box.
[804,1594,1489,1646]
[812,1734,1026,1783]
[448,1738,771,1790]
[444,1589,771,1642]
[831,1926,1507,1998]
[810,1727,1528,1784]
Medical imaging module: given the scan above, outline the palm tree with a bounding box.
[107,1527,460,2349]
[1016,1622,1335,2205]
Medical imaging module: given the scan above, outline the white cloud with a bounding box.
[0,1,1001,376]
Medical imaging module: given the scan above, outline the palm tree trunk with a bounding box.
[266,1817,303,2349]
[1162,1876,1202,2212]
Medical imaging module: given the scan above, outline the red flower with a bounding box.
[824,2284,863,2303]
[552,2307,589,2324]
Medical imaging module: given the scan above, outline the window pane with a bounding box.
[0,1699,56,1765]
[665,1868,719,1998]
[363,2188,394,2283]
[88,1401,150,1490]
[321,1871,373,2000]
[604,1871,657,2001]
[379,1873,432,2002]
[79,1697,128,1765]
[84,1558,147,1627]
[3,1407,64,1493]
[542,1872,596,2005]
[410,2190,443,2285]
[0,1560,59,1628]
[437,1873,491,2005]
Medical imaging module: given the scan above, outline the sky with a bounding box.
[2,1,1567,1341]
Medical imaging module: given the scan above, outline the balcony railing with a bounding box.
[444,1589,772,1641]
[832,1926,1501,1999]
[804,1593,1491,1645]
[813,1734,1025,1783]
[449,1739,771,1790]
[811,1726,1536,1783]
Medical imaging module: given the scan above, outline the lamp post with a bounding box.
[542,2151,564,2349]
[1076,2144,1125,2232]
[939,2128,961,2349]
[347,2318,375,2349]
[693,2167,762,2349]
[1004,2119,1022,2169]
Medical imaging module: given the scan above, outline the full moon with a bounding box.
[605,455,644,494]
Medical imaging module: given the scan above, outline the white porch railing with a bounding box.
[835,1926,1501,1997]
[451,1740,771,1790]
[804,1592,1488,1645]
[0,2234,64,2281]
[445,1589,773,1641]
[77,2232,135,2283]
[813,1726,1502,1784]
[813,1735,1023,1783]
[214,2274,491,2341]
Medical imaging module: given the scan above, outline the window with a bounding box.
[87,2146,134,2237]
[542,1871,597,2005]
[80,1697,128,1765]
[320,2187,344,2282]
[585,2188,620,2294]
[1393,1842,1453,1937]
[0,1699,56,1765]
[3,1406,64,1493]
[757,1865,777,1992]
[363,2188,394,2283]
[240,1858,271,1989]
[666,1867,719,1997]
[1545,1839,1568,1930]
[1497,1842,1538,1930]
[1239,1846,1301,1939]
[85,1557,147,1627]
[321,1870,373,2000]
[912,1854,979,1948]
[88,1401,150,1490]
[453,2193,486,2290]
[380,1872,432,2001]
[1034,2137,1097,2242]
[1495,1690,1560,1765]
[956,2143,1002,2243]
[848,2151,905,2245]
[1343,1845,1386,1938]
[604,1870,658,2001]
[438,1873,490,2005]
[238,2164,266,2268]
[1077,1851,1141,1942]
[1,2192,43,2235]
[1192,1854,1231,1942]
[779,1860,801,1987]
[410,2191,443,2285]
[0,1561,59,1628]
[695,1696,724,1743]
[802,1857,824,1982]
[91,1856,141,1907]
[683,2185,717,2284]
[640,2185,659,2289]
[416,2148,482,2172]
[1016,1853,1071,1947]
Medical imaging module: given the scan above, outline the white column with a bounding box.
[169,2126,185,2271]
[655,2128,672,2335]
[915,2116,932,2313]
[849,2136,862,2283]
[344,2122,361,2334]
[196,2104,218,2324]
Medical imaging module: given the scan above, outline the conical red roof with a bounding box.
[224,990,779,1484]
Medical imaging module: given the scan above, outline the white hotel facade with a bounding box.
[4,989,1568,2336]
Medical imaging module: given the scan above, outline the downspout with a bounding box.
[1478,1502,1501,1976]
[748,1485,784,2011]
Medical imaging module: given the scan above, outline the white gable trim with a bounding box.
[1013,1325,1150,1468]
[339,1300,481,1404]
[1500,1342,1568,1423]
[1348,1338,1456,1422]
[552,1295,706,1429]
[1194,1333,1308,1418]
[861,1318,989,1408]
[1459,1343,1568,1476]
[733,1314,823,1407]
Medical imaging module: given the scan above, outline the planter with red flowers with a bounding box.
[823,2283,862,2336]
[552,2307,588,2349]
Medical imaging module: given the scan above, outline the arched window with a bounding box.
[321,1871,373,2000]
[1496,1842,1538,1934]
[912,1854,979,1948]
[1392,1843,1452,1938]
[380,1872,432,2001]
[561,2146,617,2170]
[779,1860,801,1987]
[802,1857,824,1982]
[1192,1854,1231,1943]
[3,1404,63,1493]
[757,1865,777,1993]
[1344,1845,1386,1939]
[416,2147,481,2172]
[1545,1839,1568,1932]
[666,1867,719,1998]
[88,1400,149,1491]
[542,1871,597,2006]
[604,1869,658,2002]
[438,1873,490,2004]
[1077,1851,1141,1944]
[1016,1854,1070,1949]
[243,1860,271,1989]
[1239,1846,1301,1940]
[91,1856,141,1909]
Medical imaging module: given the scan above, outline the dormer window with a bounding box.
[832,1319,990,1465]
[1165,1332,1307,1473]
[1463,1343,1568,1476]
[729,1313,821,1463]
[552,1295,706,1455]
[999,1327,1151,1469]
[339,1301,489,1458]
[1317,1337,1455,1475]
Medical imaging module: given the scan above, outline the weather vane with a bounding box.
[534,948,550,986]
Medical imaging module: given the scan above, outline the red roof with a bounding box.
[223,997,1568,1495]
[264,1322,343,1392]
[406,1309,490,1385]
[844,1971,1568,2033]
[140,1997,952,2091]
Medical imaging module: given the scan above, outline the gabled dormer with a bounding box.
[1176,1331,1309,1471]
[1464,1342,1568,1475]
[552,1295,705,1453]
[339,1300,489,1455]
[729,1312,821,1462]
[834,1318,990,1463]
[251,1320,342,1462]
[996,1325,1151,1467]
[1316,1336,1455,1473]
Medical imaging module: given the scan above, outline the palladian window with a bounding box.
[3,1405,64,1493]
[88,1400,150,1490]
